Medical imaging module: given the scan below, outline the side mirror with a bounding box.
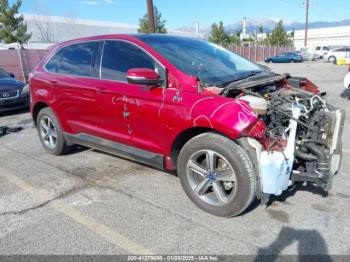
[126,68,163,86]
[9,72,15,78]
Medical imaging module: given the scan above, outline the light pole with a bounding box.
[304,0,309,47]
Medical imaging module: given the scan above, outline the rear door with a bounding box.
[44,41,103,135]
[322,46,329,56]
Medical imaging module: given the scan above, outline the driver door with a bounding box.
[95,40,168,154]
[277,53,287,62]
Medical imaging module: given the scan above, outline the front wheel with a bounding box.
[177,133,256,217]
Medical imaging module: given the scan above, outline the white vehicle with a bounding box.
[314,46,330,58]
[324,47,350,64]
[344,65,350,89]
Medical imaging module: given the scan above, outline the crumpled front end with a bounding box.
[230,79,345,198]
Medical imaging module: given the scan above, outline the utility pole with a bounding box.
[195,21,200,36]
[304,0,309,47]
[147,0,155,33]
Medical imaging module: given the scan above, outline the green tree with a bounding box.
[266,20,293,47]
[137,6,167,34]
[258,25,264,34]
[228,31,241,45]
[0,0,31,45]
[209,21,230,46]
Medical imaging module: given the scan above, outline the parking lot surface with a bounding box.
[0,62,349,256]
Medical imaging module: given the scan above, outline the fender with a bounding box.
[163,93,259,156]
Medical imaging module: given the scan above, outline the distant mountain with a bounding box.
[176,18,350,34]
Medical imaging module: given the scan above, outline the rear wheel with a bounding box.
[37,107,72,155]
[177,133,256,217]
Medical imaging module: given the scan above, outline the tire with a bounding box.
[177,133,256,217]
[37,107,72,155]
[328,56,336,64]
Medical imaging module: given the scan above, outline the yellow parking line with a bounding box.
[0,168,153,255]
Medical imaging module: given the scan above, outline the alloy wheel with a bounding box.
[39,116,58,149]
[186,149,237,206]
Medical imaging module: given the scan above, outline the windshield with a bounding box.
[0,68,10,78]
[137,35,261,86]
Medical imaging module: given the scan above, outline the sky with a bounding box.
[15,0,350,29]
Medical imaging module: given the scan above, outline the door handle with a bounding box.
[96,87,110,94]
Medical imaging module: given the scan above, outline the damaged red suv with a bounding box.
[30,34,344,217]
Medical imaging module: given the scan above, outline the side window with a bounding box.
[323,47,329,51]
[58,42,99,77]
[315,47,321,51]
[101,40,165,83]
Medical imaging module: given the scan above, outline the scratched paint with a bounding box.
[172,90,183,103]
[158,88,166,117]
[188,97,215,120]
[111,95,142,135]
[193,115,213,128]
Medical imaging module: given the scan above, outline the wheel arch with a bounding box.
[32,102,49,126]
[170,127,227,167]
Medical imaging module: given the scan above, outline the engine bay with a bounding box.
[207,75,345,197]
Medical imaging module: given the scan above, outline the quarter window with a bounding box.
[45,49,63,73]
[100,40,165,83]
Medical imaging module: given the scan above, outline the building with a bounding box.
[293,26,350,50]
[22,13,203,49]
[257,25,350,50]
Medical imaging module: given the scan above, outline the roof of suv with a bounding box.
[58,34,201,46]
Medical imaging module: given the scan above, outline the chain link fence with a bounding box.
[0,49,48,83]
[228,45,294,62]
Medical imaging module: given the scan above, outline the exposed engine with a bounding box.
[223,77,345,197]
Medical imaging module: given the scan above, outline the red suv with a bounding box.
[30,34,344,217]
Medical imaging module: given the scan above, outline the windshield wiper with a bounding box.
[218,70,263,88]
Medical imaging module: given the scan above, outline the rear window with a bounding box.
[45,42,99,77]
